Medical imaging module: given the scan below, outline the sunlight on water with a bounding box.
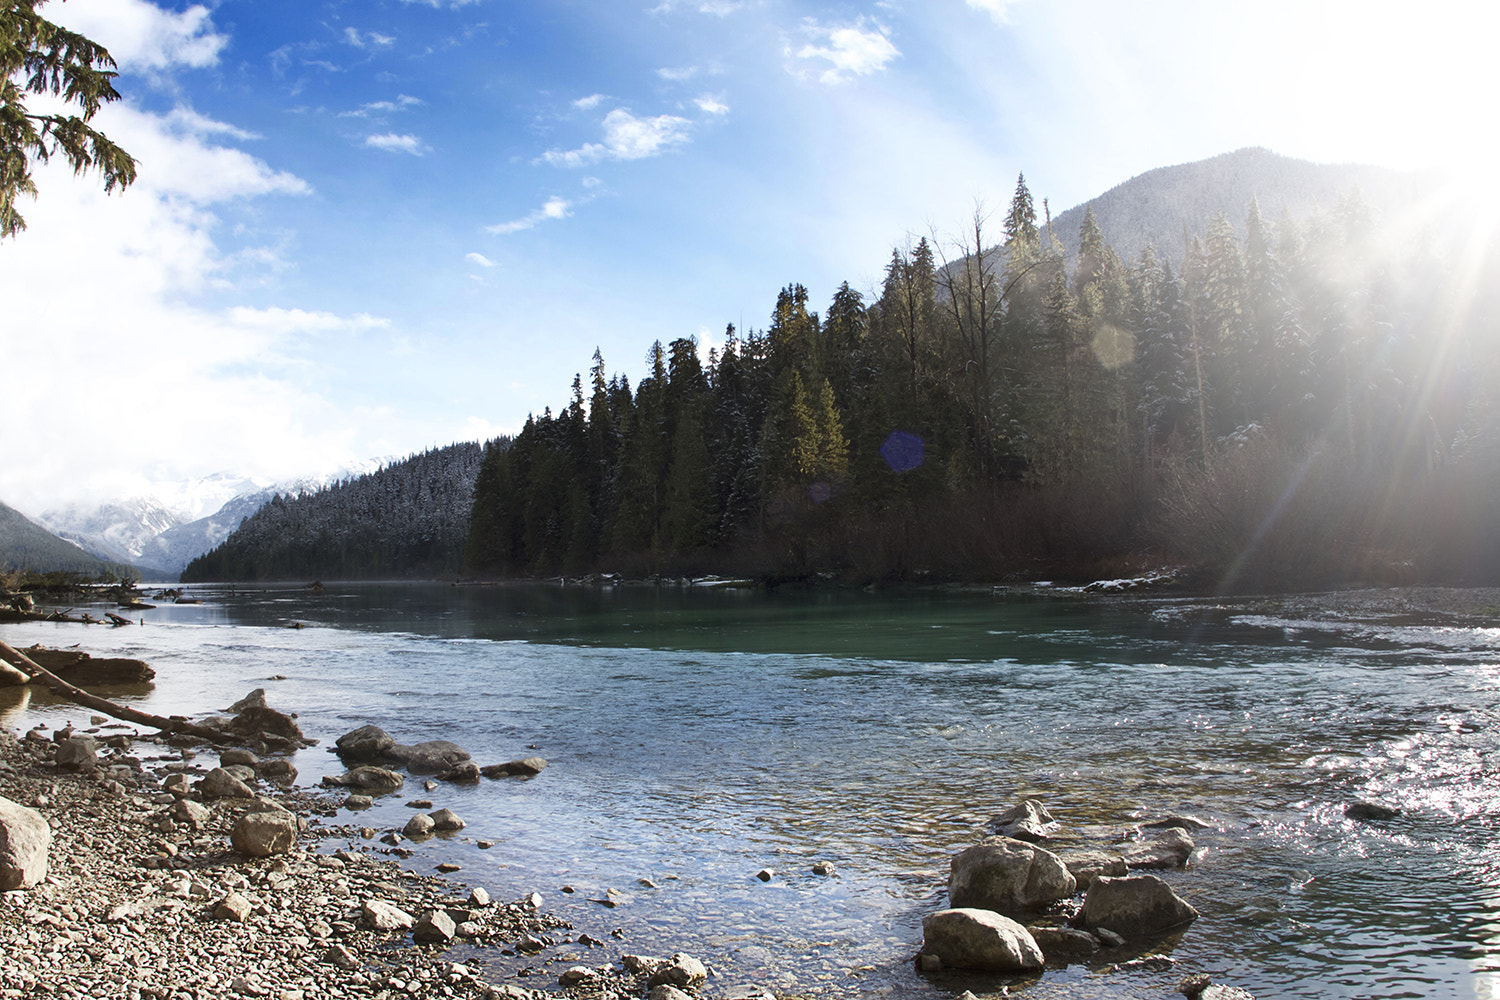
[4,584,1500,998]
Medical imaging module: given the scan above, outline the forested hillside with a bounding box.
[180,443,491,581]
[0,500,137,577]
[466,170,1500,591]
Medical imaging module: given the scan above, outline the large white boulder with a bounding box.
[0,795,51,890]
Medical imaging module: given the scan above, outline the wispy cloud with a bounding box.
[485,196,575,235]
[163,107,261,141]
[573,93,608,110]
[966,0,1020,25]
[540,108,692,168]
[788,18,899,84]
[694,94,730,115]
[365,133,428,155]
[649,0,746,15]
[657,66,699,82]
[397,0,484,8]
[344,27,396,48]
[340,95,425,118]
[226,307,390,332]
[465,252,497,267]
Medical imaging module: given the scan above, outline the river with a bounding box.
[3,582,1499,999]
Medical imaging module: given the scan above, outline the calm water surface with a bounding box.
[4,583,1500,999]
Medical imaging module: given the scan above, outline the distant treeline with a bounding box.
[465,176,1500,590]
[180,443,487,582]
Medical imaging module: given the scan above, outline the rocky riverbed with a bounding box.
[0,722,723,1000]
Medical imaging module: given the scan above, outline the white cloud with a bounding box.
[657,66,699,82]
[344,27,397,48]
[365,133,428,155]
[694,94,730,115]
[573,93,608,110]
[966,0,1019,24]
[396,0,484,7]
[465,252,497,267]
[541,108,692,167]
[51,0,227,71]
[484,196,574,235]
[789,18,900,84]
[340,95,424,118]
[649,0,746,15]
[162,107,261,142]
[0,104,372,514]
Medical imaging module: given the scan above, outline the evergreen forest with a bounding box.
[181,443,486,581]
[465,175,1500,591]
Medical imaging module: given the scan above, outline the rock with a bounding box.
[0,795,51,890]
[215,892,254,921]
[430,808,465,832]
[26,647,153,684]
[170,798,211,830]
[344,794,374,811]
[335,725,396,762]
[480,757,547,778]
[921,908,1045,972]
[948,837,1076,916]
[362,898,415,931]
[231,811,298,857]
[1121,828,1195,869]
[324,944,360,970]
[163,773,191,797]
[1142,814,1210,831]
[755,868,774,881]
[437,761,481,783]
[259,759,297,782]
[1055,848,1128,889]
[222,763,258,783]
[413,908,456,944]
[647,987,693,1000]
[468,886,490,907]
[812,861,836,876]
[226,688,267,712]
[645,953,708,990]
[1027,925,1099,957]
[1093,927,1126,947]
[324,767,404,792]
[1345,800,1401,821]
[1199,987,1257,1000]
[1081,874,1198,938]
[229,705,306,743]
[385,740,471,775]
[221,749,260,767]
[198,767,255,800]
[403,814,436,838]
[985,799,1057,842]
[54,736,99,771]
[559,968,596,987]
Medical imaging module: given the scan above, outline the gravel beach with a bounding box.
[0,719,713,1000]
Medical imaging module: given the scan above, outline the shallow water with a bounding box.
[4,583,1500,999]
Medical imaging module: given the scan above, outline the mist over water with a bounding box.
[4,583,1500,999]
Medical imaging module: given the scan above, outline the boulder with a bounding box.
[437,761,481,783]
[386,740,471,775]
[335,725,396,762]
[259,759,297,783]
[920,908,1045,972]
[324,766,404,792]
[985,799,1056,842]
[1345,800,1400,822]
[1054,848,1128,889]
[481,756,547,778]
[1142,815,1210,831]
[1081,874,1198,937]
[430,808,466,832]
[344,794,373,811]
[0,795,51,890]
[362,898,415,931]
[170,798,211,830]
[226,689,268,713]
[231,810,298,857]
[198,767,255,800]
[413,908,457,944]
[221,763,257,783]
[228,704,306,742]
[1121,828,1195,869]
[645,953,708,990]
[1027,925,1099,957]
[54,736,99,771]
[220,748,259,768]
[948,837,1076,915]
[403,814,436,838]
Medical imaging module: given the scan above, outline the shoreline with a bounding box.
[0,717,715,1000]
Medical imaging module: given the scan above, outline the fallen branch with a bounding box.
[0,639,236,745]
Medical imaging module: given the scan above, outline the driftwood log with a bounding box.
[0,639,236,745]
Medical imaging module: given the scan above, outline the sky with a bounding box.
[2,0,1495,515]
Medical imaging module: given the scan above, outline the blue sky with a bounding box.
[2,0,1494,513]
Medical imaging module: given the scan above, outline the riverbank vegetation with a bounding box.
[465,177,1500,591]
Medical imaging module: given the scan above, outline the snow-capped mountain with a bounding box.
[35,461,388,576]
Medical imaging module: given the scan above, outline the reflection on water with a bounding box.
[2,584,1500,998]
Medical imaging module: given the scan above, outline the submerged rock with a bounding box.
[921,908,1045,972]
[335,725,396,762]
[1081,874,1198,938]
[481,756,547,778]
[1121,827,1195,869]
[1345,800,1401,822]
[386,741,471,775]
[324,766,404,792]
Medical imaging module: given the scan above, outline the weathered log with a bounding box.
[0,640,236,745]
[0,655,28,687]
[104,612,132,627]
